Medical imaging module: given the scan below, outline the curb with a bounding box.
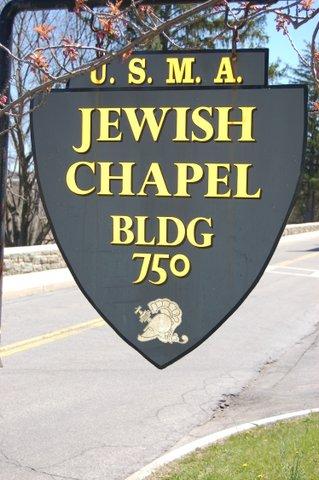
[3,223,319,277]
[3,227,319,300]
[125,408,319,480]
[3,268,75,300]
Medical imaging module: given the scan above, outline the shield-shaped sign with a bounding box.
[31,50,307,368]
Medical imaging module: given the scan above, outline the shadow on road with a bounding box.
[289,247,319,252]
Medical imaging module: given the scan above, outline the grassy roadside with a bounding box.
[150,414,319,480]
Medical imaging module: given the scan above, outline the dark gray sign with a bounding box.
[31,50,307,368]
[69,49,268,89]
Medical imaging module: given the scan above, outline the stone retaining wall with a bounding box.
[4,244,66,276]
[282,222,319,236]
[4,222,319,276]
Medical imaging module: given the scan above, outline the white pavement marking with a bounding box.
[266,266,319,278]
[126,408,319,480]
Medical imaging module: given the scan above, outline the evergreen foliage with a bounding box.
[290,45,319,222]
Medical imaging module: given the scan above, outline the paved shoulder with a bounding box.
[175,321,319,446]
[0,231,318,480]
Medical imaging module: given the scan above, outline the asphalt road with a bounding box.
[1,231,319,480]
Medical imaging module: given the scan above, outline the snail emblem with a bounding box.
[135,298,189,345]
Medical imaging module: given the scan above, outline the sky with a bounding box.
[266,11,316,73]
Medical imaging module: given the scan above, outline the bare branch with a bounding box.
[0,0,222,122]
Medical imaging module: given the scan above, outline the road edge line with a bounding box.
[125,408,319,480]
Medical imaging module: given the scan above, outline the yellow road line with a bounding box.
[2,252,319,359]
[0,318,104,358]
[275,251,319,268]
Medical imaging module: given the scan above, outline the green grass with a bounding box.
[150,414,319,480]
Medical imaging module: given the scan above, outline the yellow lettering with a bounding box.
[98,162,135,196]
[97,108,122,142]
[175,163,203,197]
[166,57,196,84]
[191,107,214,142]
[187,217,214,248]
[214,57,237,84]
[66,161,96,196]
[135,216,156,245]
[205,163,231,198]
[111,215,135,245]
[173,107,190,141]
[234,163,262,199]
[128,58,147,85]
[215,106,256,142]
[138,163,171,197]
[124,107,171,142]
[157,217,185,246]
[90,65,107,85]
[73,108,94,154]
